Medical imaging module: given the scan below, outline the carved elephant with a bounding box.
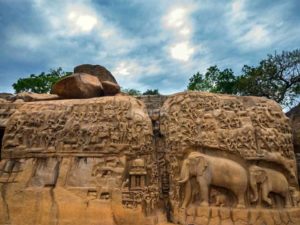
[178,151,248,208]
[249,165,291,207]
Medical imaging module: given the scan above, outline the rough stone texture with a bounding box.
[11,92,60,102]
[74,64,117,84]
[0,93,13,100]
[287,103,300,153]
[51,73,104,98]
[0,91,299,225]
[101,81,120,96]
[287,103,300,184]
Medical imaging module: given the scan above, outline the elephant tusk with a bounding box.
[177,177,189,183]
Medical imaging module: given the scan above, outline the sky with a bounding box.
[0,0,300,94]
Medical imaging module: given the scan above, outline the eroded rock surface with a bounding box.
[74,64,117,84]
[51,73,104,98]
[0,92,299,225]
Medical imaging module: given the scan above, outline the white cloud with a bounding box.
[165,8,187,28]
[163,4,199,62]
[226,0,273,50]
[68,11,98,33]
[170,42,195,61]
[238,24,271,48]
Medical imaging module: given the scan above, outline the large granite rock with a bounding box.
[0,92,299,225]
[51,73,104,98]
[74,64,117,84]
[11,92,60,102]
[287,103,300,153]
[101,80,120,96]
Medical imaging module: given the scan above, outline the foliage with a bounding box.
[187,66,237,94]
[236,50,300,107]
[122,88,142,96]
[12,68,71,94]
[143,89,160,95]
[188,50,300,107]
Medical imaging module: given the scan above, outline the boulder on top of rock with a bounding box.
[51,73,103,99]
[74,64,117,84]
[101,81,120,96]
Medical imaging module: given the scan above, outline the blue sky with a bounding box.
[0,0,299,94]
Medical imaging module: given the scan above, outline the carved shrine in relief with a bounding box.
[0,91,299,225]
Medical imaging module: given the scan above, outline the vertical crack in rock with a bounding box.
[49,158,60,225]
[0,183,10,224]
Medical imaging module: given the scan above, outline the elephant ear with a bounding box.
[256,170,267,183]
[196,156,208,176]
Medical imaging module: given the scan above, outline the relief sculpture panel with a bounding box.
[160,92,300,225]
[0,92,299,225]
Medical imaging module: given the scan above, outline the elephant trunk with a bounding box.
[178,160,189,184]
[249,174,258,202]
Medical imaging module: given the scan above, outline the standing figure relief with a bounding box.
[177,151,248,208]
[176,151,296,209]
[249,165,292,207]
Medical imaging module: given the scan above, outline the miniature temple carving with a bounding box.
[0,91,299,225]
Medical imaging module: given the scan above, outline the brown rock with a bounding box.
[287,103,300,153]
[0,92,13,100]
[0,92,300,225]
[74,64,117,84]
[13,92,60,102]
[101,80,120,96]
[51,73,104,98]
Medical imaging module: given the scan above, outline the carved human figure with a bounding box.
[177,151,248,208]
[289,187,300,207]
[249,165,291,207]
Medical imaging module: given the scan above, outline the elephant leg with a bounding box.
[261,185,272,206]
[197,177,209,206]
[236,192,246,208]
[284,192,292,208]
[181,180,191,208]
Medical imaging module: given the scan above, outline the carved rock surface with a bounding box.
[0,91,299,225]
[74,64,117,84]
[51,73,104,98]
[12,92,60,102]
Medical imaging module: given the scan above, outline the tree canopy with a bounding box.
[143,89,160,95]
[121,88,142,96]
[188,49,300,107]
[12,68,71,94]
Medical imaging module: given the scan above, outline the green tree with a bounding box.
[122,88,141,96]
[236,50,300,107]
[12,68,71,94]
[188,49,300,107]
[187,65,237,94]
[143,89,160,95]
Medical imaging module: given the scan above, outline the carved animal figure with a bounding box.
[177,151,248,208]
[249,165,291,207]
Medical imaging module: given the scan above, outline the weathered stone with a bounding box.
[287,103,300,153]
[101,80,120,96]
[74,64,117,84]
[12,92,60,102]
[51,73,104,98]
[0,91,299,225]
[0,92,13,100]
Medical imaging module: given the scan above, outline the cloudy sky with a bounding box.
[0,0,299,94]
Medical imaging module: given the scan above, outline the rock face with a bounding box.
[12,92,60,102]
[51,73,104,98]
[287,103,300,184]
[0,91,300,225]
[74,64,118,84]
[101,81,121,96]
